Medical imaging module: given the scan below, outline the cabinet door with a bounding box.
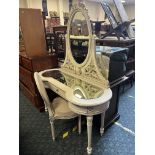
[19,66,36,92]
[19,8,46,57]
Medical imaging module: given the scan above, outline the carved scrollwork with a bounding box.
[83,64,99,79]
[69,3,90,23]
[63,73,75,87]
[82,82,101,98]
[63,59,74,71]
[63,73,103,99]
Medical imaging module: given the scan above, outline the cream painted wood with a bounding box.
[34,72,81,141]
[44,101,48,112]
[78,115,81,134]
[100,112,105,136]
[50,120,55,141]
[38,3,112,154]
[61,3,109,89]
[87,116,93,154]
[68,101,109,154]
[40,69,112,107]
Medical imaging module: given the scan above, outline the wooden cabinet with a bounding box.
[19,8,47,57]
[19,8,58,111]
[53,26,67,60]
[19,53,58,112]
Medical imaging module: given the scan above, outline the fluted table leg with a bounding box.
[87,116,93,154]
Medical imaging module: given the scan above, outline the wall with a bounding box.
[84,0,100,21]
[97,2,135,22]
[19,0,28,8]
[124,4,135,20]
[47,0,58,13]
[83,1,130,22]
[19,0,69,17]
[19,0,135,23]
[63,0,69,12]
[98,4,117,23]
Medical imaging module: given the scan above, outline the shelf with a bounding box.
[70,35,89,40]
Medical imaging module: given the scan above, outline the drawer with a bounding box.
[32,55,58,72]
[19,66,36,92]
[22,57,33,71]
[19,81,36,105]
[19,82,44,111]
[19,55,22,65]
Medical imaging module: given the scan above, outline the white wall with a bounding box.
[63,0,69,12]
[28,0,42,8]
[19,0,68,17]
[84,0,100,21]
[98,4,118,22]
[19,0,135,22]
[124,4,135,20]
[19,0,28,8]
[47,0,58,12]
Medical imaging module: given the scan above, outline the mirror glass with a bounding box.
[69,11,89,64]
[42,70,104,99]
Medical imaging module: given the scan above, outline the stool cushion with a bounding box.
[51,97,77,118]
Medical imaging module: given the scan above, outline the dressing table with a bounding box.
[39,3,112,154]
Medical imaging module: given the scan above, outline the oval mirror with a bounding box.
[69,11,89,64]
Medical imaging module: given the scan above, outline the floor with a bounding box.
[19,84,135,155]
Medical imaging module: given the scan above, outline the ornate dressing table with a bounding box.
[39,3,112,154]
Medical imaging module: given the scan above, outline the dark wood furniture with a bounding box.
[53,26,67,60]
[19,53,58,112]
[19,8,47,57]
[45,33,56,52]
[94,74,129,130]
[105,76,128,128]
[96,38,135,72]
[19,8,58,111]
[94,47,129,129]
[53,25,67,34]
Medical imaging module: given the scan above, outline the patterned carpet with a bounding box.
[19,84,135,155]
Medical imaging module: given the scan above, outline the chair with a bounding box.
[34,72,81,141]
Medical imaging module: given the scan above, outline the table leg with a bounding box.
[100,112,105,136]
[87,116,93,154]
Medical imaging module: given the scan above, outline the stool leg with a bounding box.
[100,112,105,136]
[78,115,81,135]
[44,101,48,112]
[50,120,55,141]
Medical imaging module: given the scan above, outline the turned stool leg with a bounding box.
[100,112,105,136]
[50,120,55,141]
[87,116,93,154]
[78,115,81,135]
[44,101,48,112]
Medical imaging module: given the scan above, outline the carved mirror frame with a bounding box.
[61,3,109,89]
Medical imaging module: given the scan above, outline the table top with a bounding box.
[42,69,104,99]
[40,69,112,107]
